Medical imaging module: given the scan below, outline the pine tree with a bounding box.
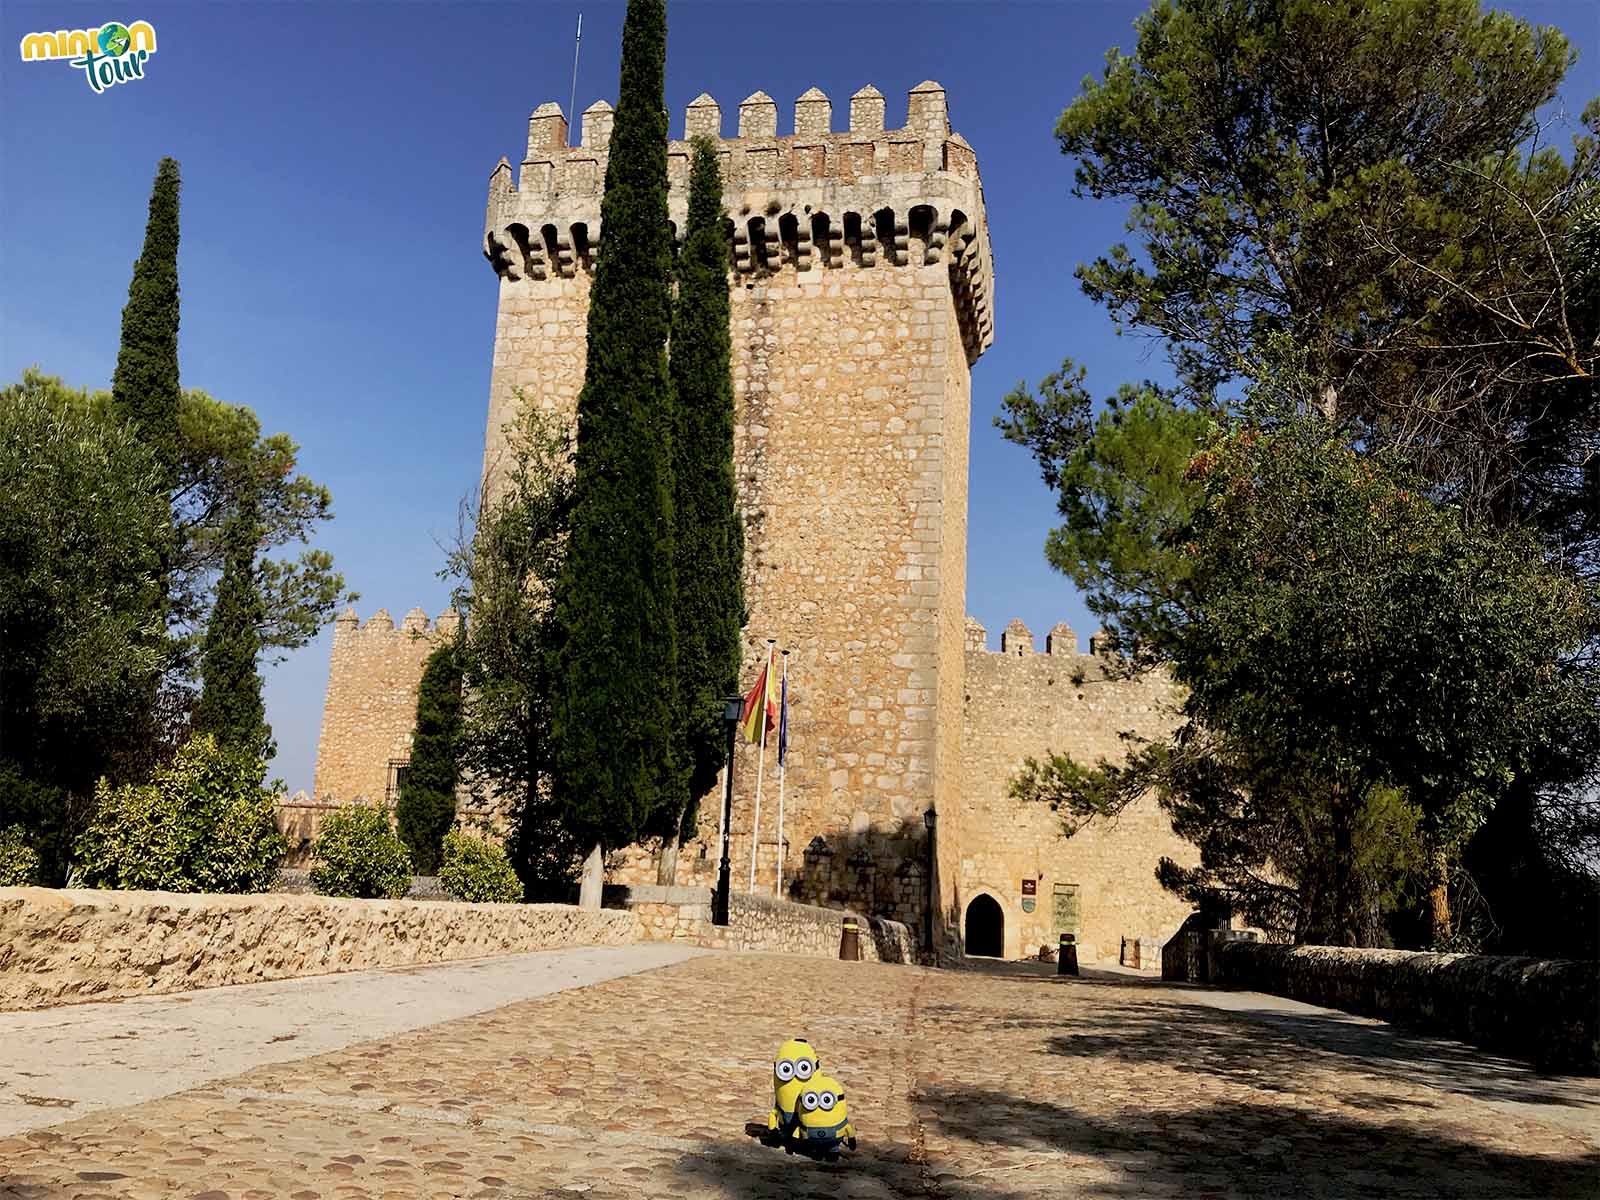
[395,640,464,875]
[111,158,184,493]
[193,481,270,757]
[551,0,678,907]
[654,135,746,884]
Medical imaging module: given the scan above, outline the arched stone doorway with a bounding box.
[964,893,1004,958]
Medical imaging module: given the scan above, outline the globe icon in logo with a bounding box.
[98,23,131,56]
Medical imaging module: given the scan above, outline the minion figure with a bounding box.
[790,1073,856,1162]
[763,1038,819,1146]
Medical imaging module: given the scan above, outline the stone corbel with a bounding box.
[889,219,910,266]
[859,220,878,267]
[761,221,782,272]
[823,222,845,268]
[794,222,813,271]
[484,229,522,281]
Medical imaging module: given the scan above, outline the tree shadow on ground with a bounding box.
[932,963,1600,1114]
[661,1135,1031,1200]
[914,1084,1600,1198]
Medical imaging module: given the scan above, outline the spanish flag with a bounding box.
[738,647,778,744]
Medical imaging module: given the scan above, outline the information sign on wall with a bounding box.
[1053,882,1080,934]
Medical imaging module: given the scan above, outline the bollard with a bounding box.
[839,917,861,961]
[1057,932,1079,977]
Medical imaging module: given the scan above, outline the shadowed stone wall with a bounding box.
[1214,942,1600,1073]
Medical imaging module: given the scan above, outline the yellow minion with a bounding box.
[790,1073,855,1161]
[765,1037,819,1142]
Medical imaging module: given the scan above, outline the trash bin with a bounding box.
[1057,932,1079,976]
[840,917,861,961]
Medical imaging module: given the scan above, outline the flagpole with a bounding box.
[748,639,775,892]
[714,764,726,855]
[775,651,789,897]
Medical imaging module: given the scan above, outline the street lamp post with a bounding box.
[923,807,937,954]
[714,694,743,927]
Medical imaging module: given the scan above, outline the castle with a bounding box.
[304,82,1196,963]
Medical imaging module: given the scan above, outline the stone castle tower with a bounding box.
[308,82,1195,963]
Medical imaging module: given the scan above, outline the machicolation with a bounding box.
[482,83,994,364]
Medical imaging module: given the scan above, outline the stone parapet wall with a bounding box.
[0,887,638,1011]
[615,885,915,963]
[1213,942,1600,1073]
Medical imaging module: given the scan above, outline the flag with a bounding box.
[777,665,789,767]
[738,648,777,743]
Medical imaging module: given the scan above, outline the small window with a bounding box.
[386,760,409,806]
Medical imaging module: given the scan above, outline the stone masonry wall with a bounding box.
[958,621,1194,964]
[311,606,459,807]
[0,887,638,1011]
[617,885,915,963]
[313,84,1206,963]
[932,306,971,961]
[477,83,990,934]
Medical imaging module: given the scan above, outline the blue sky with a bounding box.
[3,0,1596,796]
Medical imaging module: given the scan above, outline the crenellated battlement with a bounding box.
[482,81,993,361]
[964,618,1124,660]
[331,605,460,643]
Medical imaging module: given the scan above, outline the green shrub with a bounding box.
[74,734,286,893]
[438,831,523,903]
[310,803,412,899]
[0,826,40,886]
[0,763,69,885]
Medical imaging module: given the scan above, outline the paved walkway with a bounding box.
[2,952,1596,1198]
[0,945,700,1136]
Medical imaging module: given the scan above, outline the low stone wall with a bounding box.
[1213,942,1600,1073]
[0,887,639,1011]
[1163,926,1261,983]
[274,869,450,901]
[615,885,916,964]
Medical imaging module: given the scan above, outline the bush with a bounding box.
[0,826,40,886]
[438,831,523,903]
[0,763,69,885]
[74,734,285,893]
[310,803,411,899]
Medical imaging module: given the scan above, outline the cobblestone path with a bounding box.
[2,954,1596,1199]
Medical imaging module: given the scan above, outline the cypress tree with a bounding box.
[108,158,182,760]
[551,0,678,906]
[193,482,270,757]
[396,640,464,875]
[111,158,184,493]
[653,136,746,884]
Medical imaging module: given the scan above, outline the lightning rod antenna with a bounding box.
[568,13,583,137]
